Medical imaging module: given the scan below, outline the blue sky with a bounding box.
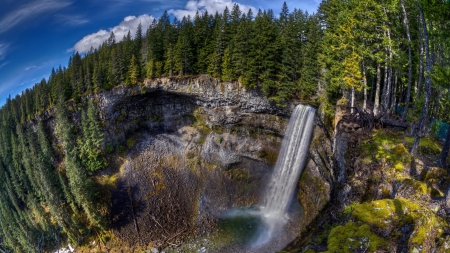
[0,0,320,106]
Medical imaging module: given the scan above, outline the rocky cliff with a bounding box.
[70,75,336,252]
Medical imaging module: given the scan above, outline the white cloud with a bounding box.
[0,0,72,34]
[169,0,255,20]
[71,14,155,53]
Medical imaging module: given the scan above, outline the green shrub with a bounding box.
[126,137,136,148]
[116,144,125,154]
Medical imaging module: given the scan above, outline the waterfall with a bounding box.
[253,104,316,247]
[262,104,316,215]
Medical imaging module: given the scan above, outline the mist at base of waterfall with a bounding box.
[217,200,303,253]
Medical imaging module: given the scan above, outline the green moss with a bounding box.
[397,179,433,201]
[418,136,442,155]
[351,198,448,251]
[223,168,251,182]
[360,130,412,167]
[193,108,212,145]
[258,148,279,165]
[342,202,358,217]
[316,231,329,244]
[423,167,450,188]
[352,199,397,230]
[118,108,127,122]
[212,125,225,134]
[394,162,404,172]
[404,136,442,156]
[324,222,386,253]
[430,187,445,198]
[336,97,348,107]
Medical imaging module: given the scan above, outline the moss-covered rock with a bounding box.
[351,198,448,252]
[422,167,450,194]
[298,161,331,227]
[359,130,412,167]
[292,117,335,238]
[323,222,386,253]
[394,178,437,202]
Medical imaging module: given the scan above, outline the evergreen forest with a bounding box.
[0,0,449,252]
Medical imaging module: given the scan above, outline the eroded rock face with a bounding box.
[95,75,290,146]
[89,76,335,249]
[297,116,335,227]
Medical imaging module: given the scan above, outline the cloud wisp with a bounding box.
[54,14,89,26]
[25,66,37,71]
[0,62,9,70]
[71,14,155,53]
[0,43,10,60]
[0,0,72,34]
[169,0,255,19]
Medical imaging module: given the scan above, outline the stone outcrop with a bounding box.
[95,75,290,146]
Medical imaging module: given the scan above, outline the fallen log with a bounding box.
[379,118,410,129]
[342,107,410,130]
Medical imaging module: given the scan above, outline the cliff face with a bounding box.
[96,75,290,144]
[78,75,335,251]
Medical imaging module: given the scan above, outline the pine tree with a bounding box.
[55,97,106,229]
[174,16,194,76]
[126,54,140,85]
[78,100,106,172]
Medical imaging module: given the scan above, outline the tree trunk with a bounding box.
[374,63,381,116]
[370,75,375,103]
[432,90,441,119]
[351,87,355,114]
[382,9,393,115]
[401,0,413,121]
[362,61,367,110]
[438,127,450,168]
[382,60,389,114]
[388,66,393,112]
[412,14,424,117]
[411,2,433,157]
[398,76,404,105]
[391,70,398,113]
